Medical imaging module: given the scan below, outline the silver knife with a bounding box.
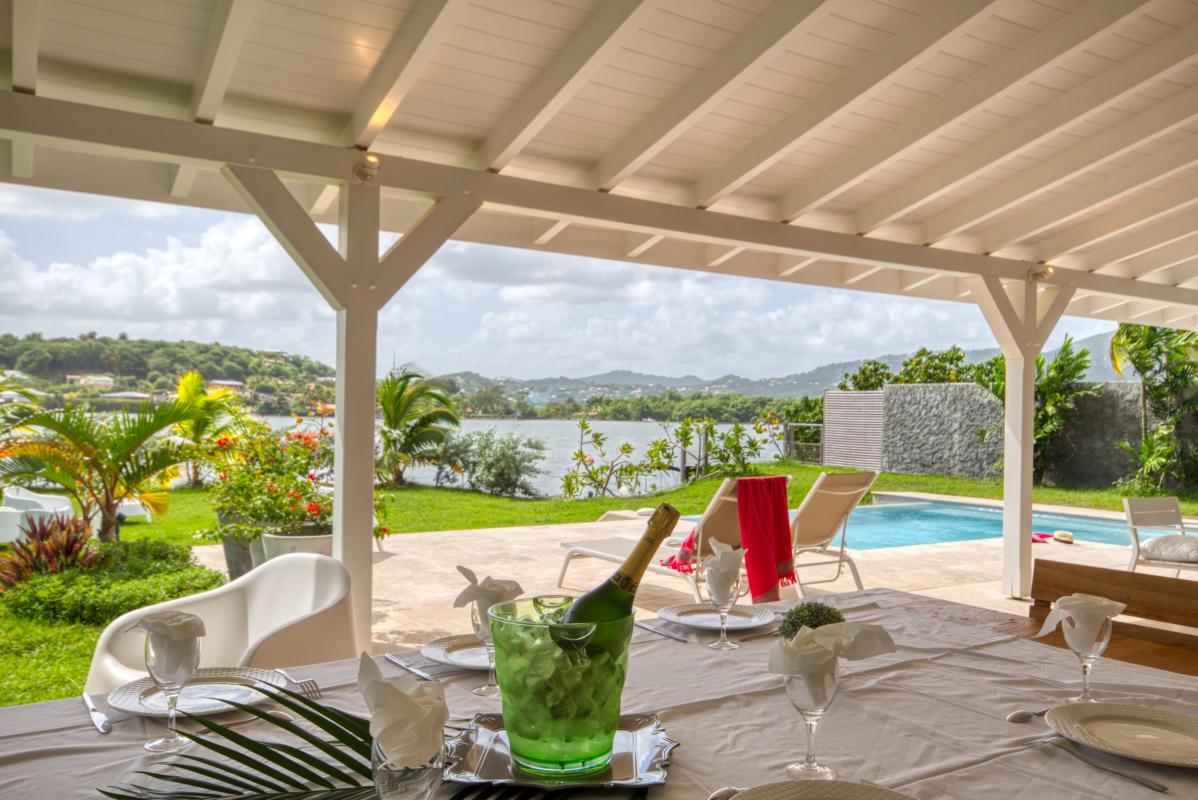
[384,653,437,681]
[81,691,112,734]
[1050,739,1169,793]
[634,621,688,643]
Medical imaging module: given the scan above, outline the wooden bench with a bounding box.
[1025,559,1198,675]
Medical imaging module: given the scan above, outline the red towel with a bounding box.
[737,475,795,603]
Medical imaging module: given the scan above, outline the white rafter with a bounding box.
[1037,177,1198,261]
[475,0,654,172]
[11,0,39,95]
[777,0,1147,221]
[590,0,829,192]
[533,219,571,247]
[982,138,1198,253]
[856,16,1198,232]
[691,0,993,209]
[852,17,1198,232]
[627,234,663,258]
[902,272,942,292]
[1105,233,1198,280]
[844,264,885,285]
[922,84,1198,243]
[1076,212,1198,271]
[778,255,820,277]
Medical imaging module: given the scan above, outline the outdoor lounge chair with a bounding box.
[3,486,71,514]
[85,553,356,694]
[558,478,778,602]
[1124,496,1198,577]
[0,507,53,544]
[790,470,878,595]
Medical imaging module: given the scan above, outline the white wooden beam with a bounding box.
[1129,302,1170,321]
[222,164,350,308]
[778,255,819,277]
[376,191,481,299]
[844,264,885,285]
[1078,213,1198,271]
[533,219,571,246]
[627,233,663,258]
[191,0,257,123]
[1037,178,1198,261]
[475,0,653,171]
[706,245,745,268]
[342,0,465,148]
[1102,233,1198,280]
[169,164,197,198]
[8,137,33,178]
[6,91,1198,312]
[691,0,992,209]
[901,271,942,292]
[778,0,1147,220]
[1091,297,1129,314]
[1154,257,1198,287]
[922,83,1198,243]
[857,17,1198,232]
[590,0,828,191]
[10,0,39,95]
[983,137,1198,252]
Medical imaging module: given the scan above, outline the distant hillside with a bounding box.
[436,330,1123,403]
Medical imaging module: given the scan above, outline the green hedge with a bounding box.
[2,540,224,626]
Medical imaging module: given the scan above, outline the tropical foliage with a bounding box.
[375,368,461,486]
[0,514,98,588]
[100,685,374,800]
[173,370,246,487]
[434,428,547,497]
[0,401,196,541]
[838,359,894,391]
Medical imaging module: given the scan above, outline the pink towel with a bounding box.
[661,531,697,573]
[737,475,796,603]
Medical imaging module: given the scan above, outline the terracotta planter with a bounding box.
[262,531,333,560]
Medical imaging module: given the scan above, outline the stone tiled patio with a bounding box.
[191,493,1185,654]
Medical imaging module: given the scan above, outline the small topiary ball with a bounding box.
[778,602,845,640]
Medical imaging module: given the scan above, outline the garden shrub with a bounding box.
[2,539,223,625]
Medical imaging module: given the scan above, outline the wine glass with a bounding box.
[704,568,742,651]
[143,632,202,752]
[471,601,500,698]
[784,663,840,781]
[1063,615,1112,703]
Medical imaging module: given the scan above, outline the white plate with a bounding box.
[658,603,776,631]
[107,667,286,717]
[1046,702,1198,768]
[421,634,490,671]
[732,781,913,799]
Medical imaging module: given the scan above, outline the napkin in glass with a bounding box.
[768,622,895,709]
[1036,593,1126,652]
[700,539,744,606]
[125,610,205,678]
[358,653,448,769]
[452,565,522,611]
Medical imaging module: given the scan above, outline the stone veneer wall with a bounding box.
[866,381,1143,485]
[880,384,1003,478]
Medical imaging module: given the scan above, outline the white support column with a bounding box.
[223,163,475,651]
[976,277,1074,597]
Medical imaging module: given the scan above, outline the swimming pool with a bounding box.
[687,499,1146,550]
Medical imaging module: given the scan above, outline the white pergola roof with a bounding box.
[2,0,1198,327]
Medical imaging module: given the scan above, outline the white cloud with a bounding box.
[0,185,182,220]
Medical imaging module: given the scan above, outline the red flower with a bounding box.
[265,482,278,494]
[379,526,390,534]
[308,472,316,481]
[215,437,230,448]
[306,502,323,516]
[218,472,228,481]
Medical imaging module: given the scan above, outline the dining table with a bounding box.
[4,587,1198,799]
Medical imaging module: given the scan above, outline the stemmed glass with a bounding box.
[1063,615,1112,703]
[143,632,202,752]
[784,664,840,781]
[704,569,742,651]
[471,601,500,698]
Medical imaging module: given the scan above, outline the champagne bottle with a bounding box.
[563,503,682,625]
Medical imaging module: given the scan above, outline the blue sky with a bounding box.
[0,184,1114,379]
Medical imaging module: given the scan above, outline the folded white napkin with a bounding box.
[358,653,448,768]
[125,610,206,640]
[452,565,523,609]
[768,622,896,676]
[701,539,743,606]
[1036,593,1125,652]
[125,611,205,684]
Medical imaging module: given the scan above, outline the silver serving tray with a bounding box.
[444,713,679,789]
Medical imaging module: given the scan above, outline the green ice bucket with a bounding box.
[489,595,634,775]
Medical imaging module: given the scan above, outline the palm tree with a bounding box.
[375,369,460,486]
[0,401,197,541]
[0,377,41,437]
[173,370,245,487]
[1109,324,1198,442]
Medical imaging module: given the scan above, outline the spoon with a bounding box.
[1006,707,1051,723]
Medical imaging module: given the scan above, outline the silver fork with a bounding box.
[275,668,321,700]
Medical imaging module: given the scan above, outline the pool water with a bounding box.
[686,500,1147,550]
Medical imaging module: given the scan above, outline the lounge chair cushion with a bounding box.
[1141,535,1198,563]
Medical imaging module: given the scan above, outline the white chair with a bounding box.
[116,498,152,523]
[3,486,72,514]
[0,507,55,544]
[1124,497,1198,577]
[790,470,878,595]
[85,553,357,694]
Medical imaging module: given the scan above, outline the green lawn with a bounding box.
[0,606,99,707]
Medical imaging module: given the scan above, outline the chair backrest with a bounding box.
[1124,497,1184,546]
[242,553,352,641]
[791,471,878,549]
[0,508,23,543]
[692,477,793,560]
[1029,559,1198,630]
[3,486,72,513]
[2,491,42,511]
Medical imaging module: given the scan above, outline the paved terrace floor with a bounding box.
[191,493,1186,654]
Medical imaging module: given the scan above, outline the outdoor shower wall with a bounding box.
[824,382,1142,486]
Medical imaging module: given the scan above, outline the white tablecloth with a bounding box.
[3,588,1197,798]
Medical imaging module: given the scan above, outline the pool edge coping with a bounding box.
[869,491,1198,524]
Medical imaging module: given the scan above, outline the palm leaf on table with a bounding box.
[98,687,375,800]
